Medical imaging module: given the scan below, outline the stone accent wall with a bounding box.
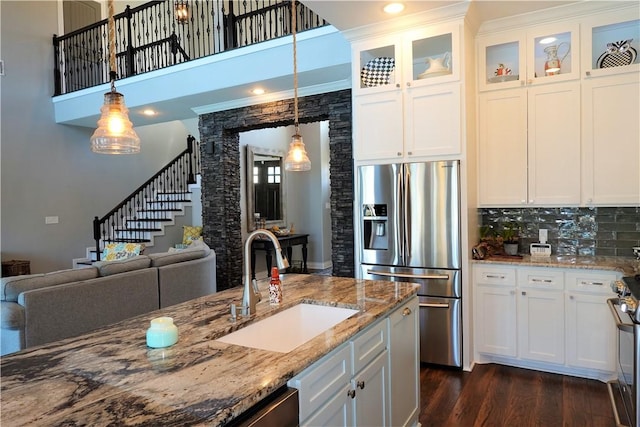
[479,207,640,257]
[199,89,354,290]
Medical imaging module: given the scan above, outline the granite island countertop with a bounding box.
[0,275,418,426]
[472,255,640,276]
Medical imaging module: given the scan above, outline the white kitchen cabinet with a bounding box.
[473,264,619,380]
[474,265,518,357]
[579,11,640,205]
[352,350,389,427]
[388,297,419,427]
[582,73,640,205]
[517,268,565,364]
[478,81,581,206]
[352,22,463,162]
[565,271,618,371]
[290,297,420,426]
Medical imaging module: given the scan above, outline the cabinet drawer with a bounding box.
[351,320,387,375]
[565,270,619,294]
[517,268,564,290]
[473,265,516,286]
[289,344,352,421]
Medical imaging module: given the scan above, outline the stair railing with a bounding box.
[93,135,200,260]
[53,0,327,95]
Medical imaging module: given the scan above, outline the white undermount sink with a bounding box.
[216,303,359,353]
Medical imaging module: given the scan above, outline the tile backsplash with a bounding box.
[479,207,640,257]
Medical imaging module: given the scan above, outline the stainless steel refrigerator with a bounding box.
[358,160,462,367]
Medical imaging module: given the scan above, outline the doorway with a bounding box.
[198,89,353,290]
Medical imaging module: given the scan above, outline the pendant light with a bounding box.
[284,1,311,172]
[90,0,140,154]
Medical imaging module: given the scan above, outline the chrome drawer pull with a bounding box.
[580,281,603,286]
[531,278,553,283]
[486,274,505,279]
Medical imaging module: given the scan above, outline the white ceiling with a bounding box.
[300,0,576,31]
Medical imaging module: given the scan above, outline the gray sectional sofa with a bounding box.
[0,246,216,356]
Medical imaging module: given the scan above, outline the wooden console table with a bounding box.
[251,233,309,279]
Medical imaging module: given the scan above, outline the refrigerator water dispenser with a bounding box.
[363,204,388,251]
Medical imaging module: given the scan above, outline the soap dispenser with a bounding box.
[269,267,282,305]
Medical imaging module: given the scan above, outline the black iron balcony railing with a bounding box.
[53,0,327,96]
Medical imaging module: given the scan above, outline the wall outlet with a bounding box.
[45,216,59,224]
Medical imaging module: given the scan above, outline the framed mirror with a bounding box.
[246,145,287,231]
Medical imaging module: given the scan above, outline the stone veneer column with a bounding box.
[199,89,354,291]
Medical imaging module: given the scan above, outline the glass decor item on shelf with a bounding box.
[597,39,637,68]
[360,57,395,87]
[543,42,570,75]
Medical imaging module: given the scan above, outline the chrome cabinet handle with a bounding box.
[357,381,365,389]
[531,278,553,283]
[347,389,356,399]
[486,274,505,279]
[402,307,411,316]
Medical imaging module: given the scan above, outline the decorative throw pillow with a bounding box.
[102,242,144,261]
[182,226,203,244]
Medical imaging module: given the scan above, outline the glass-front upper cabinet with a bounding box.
[478,32,525,91]
[528,26,578,82]
[402,22,460,87]
[478,23,579,91]
[353,22,460,94]
[355,36,400,93]
[581,10,640,78]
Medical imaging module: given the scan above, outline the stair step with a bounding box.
[114,227,162,233]
[105,238,152,244]
[127,218,172,222]
[137,209,183,213]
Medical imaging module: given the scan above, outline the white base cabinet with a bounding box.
[388,297,419,427]
[473,264,619,381]
[289,297,419,427]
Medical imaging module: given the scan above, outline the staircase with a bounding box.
[87,135,201,262]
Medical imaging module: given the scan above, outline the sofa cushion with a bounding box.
[102,242,144,261]
[148,246,208,267]
[94,255,151,276]
[1,268,99,302]
[182,225,203,244]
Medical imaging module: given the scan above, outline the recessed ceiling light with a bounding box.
[383,2,405,14]
[142,109,156,116]
[252,88,265,95]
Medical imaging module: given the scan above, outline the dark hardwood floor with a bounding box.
[419,363,616,427]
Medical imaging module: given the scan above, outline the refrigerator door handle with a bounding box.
[396,169,404,260]
[420,302,450,309]
[403,166,411,263]
[366,270,449,280]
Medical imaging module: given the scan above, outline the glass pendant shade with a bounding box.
[284,133,311,171]
[91,91,141,154]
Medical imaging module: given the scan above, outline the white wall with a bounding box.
[239,122,332,277]
[1,1,193,272]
